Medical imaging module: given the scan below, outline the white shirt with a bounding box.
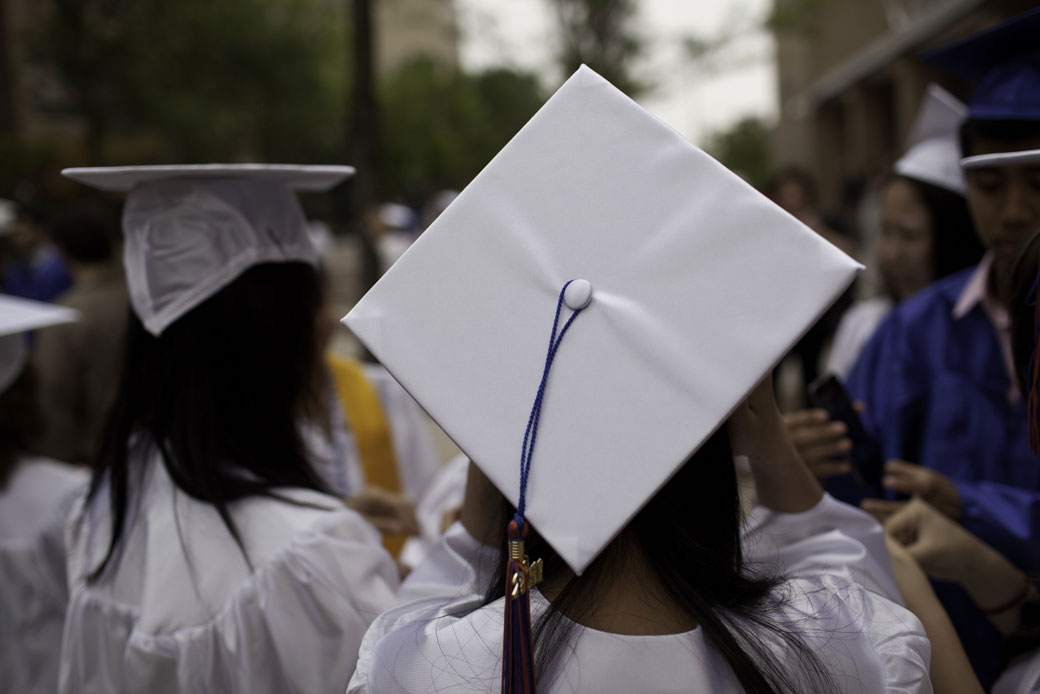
[0,457,87,694]
[826,297,893,380]
[61,439,399,693]
[349,495,931,693]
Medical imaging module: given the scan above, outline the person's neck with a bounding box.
[989,256,1010,309]
[539,537,697,636]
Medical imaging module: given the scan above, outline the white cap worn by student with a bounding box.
[61,164,354,335]
[346,70,862,692]
[0,294,78,393]
[345,65,860,578]
[893,84,967,194]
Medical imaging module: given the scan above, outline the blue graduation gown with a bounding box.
[843,266,1038,686]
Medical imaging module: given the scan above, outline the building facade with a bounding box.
[772,0,1036,215]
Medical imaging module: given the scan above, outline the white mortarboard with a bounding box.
[343,66,861,576]
[61,164,354,336]
[893,84,967,194]
[0,294,78,394]
[962,148,1040,169]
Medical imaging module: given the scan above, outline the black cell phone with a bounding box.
[807,374,885,497]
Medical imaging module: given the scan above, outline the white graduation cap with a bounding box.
[893,84,967,194]
[962,148,1040,169]
[61,164,354,336]
[343,66,861,576]
[0,294,78,394]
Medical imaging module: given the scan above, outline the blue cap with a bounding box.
[924,8,1040,121]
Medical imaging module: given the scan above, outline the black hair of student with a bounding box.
[50,198,120,264]
[765,165,819,206]
[87,261,331,581]
[959,119,1040,158]
[0,363,44,489]
[891,175,985,281]
[483,426,833,694]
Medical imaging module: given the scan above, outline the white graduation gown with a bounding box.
[0,457,88,694]
[60,440,399,694]
[349,494,932,693]
[311,363,441,502]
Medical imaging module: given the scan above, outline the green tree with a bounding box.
[550,0,644,96]
[31,0,346,164]
[379,58,545,195]
[705,116,772,191]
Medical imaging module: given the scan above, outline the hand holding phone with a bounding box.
[806,374,885,497]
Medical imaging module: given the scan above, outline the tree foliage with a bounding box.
[550,0,644,95]
[31,0,346,163]
[705,116,772,191]
[379,58,545,195]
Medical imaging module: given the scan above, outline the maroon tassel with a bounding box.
[502,518,540,694]
[1029,273,1040,455]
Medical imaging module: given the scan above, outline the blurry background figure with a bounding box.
[1,200,72,303]
[0,294,86,694]
[767,166,857,406]
[322,350,440,558]
[307,219,336,259]
[31,199,128,463]
[58,164,400,692]
[306,265,443,566]
[826,85,984,379]
[421,189,458,229]
[881,221,1040,693]
[374,202,419,273]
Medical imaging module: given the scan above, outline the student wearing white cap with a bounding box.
[58,165,399,693]
[822,85,984,380]
[342,67,931,693]
[0,295,86,694]
[786,85,984,485]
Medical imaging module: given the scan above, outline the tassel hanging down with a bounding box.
[502,519,542,694]
[502,280,587,694]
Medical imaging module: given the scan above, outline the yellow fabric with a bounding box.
[326,354,407,556]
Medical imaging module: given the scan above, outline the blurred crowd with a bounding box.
[3,8,1040,694]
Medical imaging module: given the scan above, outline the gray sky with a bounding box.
[455,0,777,147]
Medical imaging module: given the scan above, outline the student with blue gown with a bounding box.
[840,10,1040,685]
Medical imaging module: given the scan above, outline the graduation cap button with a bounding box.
[563,279,593,310]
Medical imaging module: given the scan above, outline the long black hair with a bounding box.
[901,176,985,280]
[87,261,331,580]
[483,427,832,693]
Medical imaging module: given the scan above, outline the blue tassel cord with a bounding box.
[502,280,587,694]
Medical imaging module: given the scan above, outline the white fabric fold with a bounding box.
[61,445,398,693]
[349,494,931,694]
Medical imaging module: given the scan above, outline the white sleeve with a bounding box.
[743,493,904,605]
[364,365,442,502]
[397,454,469,570]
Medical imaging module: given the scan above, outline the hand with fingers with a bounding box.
[884,498,1027,634]
[860,460,961,522]
[782,409,854,480]
[346,487,421,536]
[730,375,823,513]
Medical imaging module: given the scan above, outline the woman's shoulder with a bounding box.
[1,457,88,542]
[63,475,398,692]
[68,462,393,634]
